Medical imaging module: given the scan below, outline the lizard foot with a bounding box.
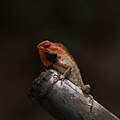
[59,74,65,85]
[81,85,94,112]
[88,94,94,112]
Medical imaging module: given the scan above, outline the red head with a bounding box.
[37,40,62,66]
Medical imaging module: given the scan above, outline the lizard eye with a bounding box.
[44,44,50,48]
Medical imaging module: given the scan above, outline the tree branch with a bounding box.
[28,69,120,120]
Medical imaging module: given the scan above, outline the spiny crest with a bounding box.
[55,42,78,67]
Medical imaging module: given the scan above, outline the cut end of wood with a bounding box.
[28,69,120,120]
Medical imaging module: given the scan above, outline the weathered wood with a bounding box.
[28,69,120,120]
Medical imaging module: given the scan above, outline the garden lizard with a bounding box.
[37,40,93,109]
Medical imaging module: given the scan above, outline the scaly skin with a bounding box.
[37,40,91,94]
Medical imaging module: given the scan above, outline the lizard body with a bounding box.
[37,40,91,94]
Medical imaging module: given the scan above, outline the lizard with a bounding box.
[37,40,93,109]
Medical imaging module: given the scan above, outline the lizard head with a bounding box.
[37,40,62,66]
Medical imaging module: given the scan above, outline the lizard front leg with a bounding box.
[55,62,72,80]
[60,66,72,80]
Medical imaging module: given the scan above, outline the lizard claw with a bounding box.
[59,75,65,85]
[88,94,94,112]
[60,74,65,80]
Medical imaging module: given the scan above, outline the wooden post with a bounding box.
[28,69,120,120]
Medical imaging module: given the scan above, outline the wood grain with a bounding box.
[28,69,120,120]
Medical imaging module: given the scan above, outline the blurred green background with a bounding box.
[0,0,120,120]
